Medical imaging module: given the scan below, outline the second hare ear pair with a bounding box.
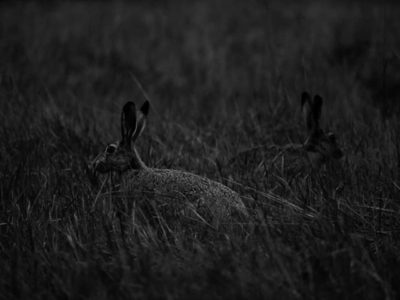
[301,91,343,167]
[301,91,322,135]
[120,101,150,149]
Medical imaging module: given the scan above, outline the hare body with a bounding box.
[123,168,247,221]
[91,101,247,225]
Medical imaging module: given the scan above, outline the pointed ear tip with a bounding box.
[141,101,150,115]
[301,91,309,98]
[314,95,323,105]
[123,101,136,110]
[301,91,310,105]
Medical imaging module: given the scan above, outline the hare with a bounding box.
[301,91,343,168]
[228,92,343,174]
[90,101,247,226]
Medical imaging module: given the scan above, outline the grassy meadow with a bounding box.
[1,0,400,299]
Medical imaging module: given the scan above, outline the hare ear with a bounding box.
[301,92,313,132]
[121,102,137,148]
[132,101,150,143]
[312,95,323,130]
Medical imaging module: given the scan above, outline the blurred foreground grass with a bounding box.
[1,1,400,299]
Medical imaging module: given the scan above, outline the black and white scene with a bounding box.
[1,0,400,299]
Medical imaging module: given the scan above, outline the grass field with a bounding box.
[1,0,400,299]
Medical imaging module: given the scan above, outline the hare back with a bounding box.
[123,168,247,218]
[229,144,308,175]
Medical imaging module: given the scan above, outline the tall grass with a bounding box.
[1,1,400,299]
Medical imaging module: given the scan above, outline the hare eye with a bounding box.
[106,145,117,154]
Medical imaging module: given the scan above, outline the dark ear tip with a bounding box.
[301,91,310,105]
[141,101,150,115]
[314,95,323,105]
[123,101,136,112]
[301,91,309,97]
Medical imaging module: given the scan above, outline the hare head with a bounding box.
[301,92,343,168]
[91,101,150,174]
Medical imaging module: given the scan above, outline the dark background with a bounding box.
[1,1,400,299]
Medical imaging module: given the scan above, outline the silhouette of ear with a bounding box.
[132,101,150,142]
[121,101,137,148]
[301,91,313,132]
[312,95,323,130]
